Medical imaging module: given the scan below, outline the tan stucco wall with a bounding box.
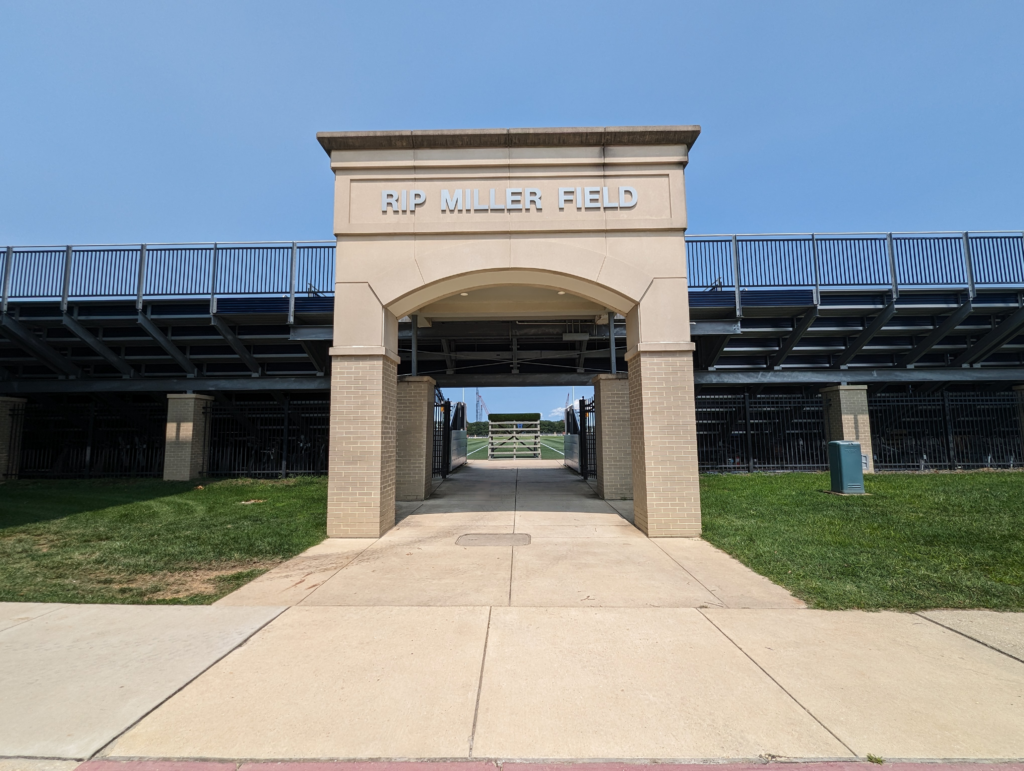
[329,144,693,356]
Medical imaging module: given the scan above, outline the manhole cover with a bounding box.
[456,533,531,546]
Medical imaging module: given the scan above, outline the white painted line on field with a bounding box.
[540,441,565,456]
[467,445,488,457]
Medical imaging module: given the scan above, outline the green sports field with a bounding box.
[467,435,565,461]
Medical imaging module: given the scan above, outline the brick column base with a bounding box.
[821,385,874,473]
[163,394,213,481]
[628,349,701,537]
[0,396,27,480]
[397,375,436,501]
[592,373,632,499]
[327,354,398,538]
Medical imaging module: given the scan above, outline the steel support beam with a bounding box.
[211,316,260,375]
[0,376,329,394]
[692,320,742,336]
[695,367,1024,385]
[440,338,454,375]
[435,373,600,387]
[768,307,818,369]
[298,341,328,374]
[397,322,628,341]
[0,314,81,378]
[136,313,197,376]
[61,314,135,377]
[3,366,1023,394]
[897,301,974,367]
[701,336,732,370]
[290,326,333,341]
[832,302,897,368]
[951,305,1024,367]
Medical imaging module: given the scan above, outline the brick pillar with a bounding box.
[592,373,632,500]
[163,394,213,481]
[820,384,874,473]
[396,375,435,501]
[627,347,701,537]
[327,353,398,537]
[0,396,27,480]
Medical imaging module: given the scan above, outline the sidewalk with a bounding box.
[1,463,1022,765]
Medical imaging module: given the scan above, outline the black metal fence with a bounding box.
[696,394,829,472]
[432,399,452,478]
[17,398,166,478]
[579,396,596,479]
[5,403,25,478]
[206,397,330,477]
[433,399,469,478]
[870,392,1024,470]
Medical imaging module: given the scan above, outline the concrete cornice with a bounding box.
[316,126,701,155]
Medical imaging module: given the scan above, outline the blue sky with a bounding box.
[2,0,1022,414]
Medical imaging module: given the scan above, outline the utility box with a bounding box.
[828,440,865,494]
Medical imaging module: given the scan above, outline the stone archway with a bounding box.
[320,126,702,539]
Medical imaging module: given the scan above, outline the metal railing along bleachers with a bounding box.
[0,241,336,310]
[684,232,1024,295]
[4,233,1022,307]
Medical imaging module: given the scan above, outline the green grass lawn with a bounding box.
[701,471,1024,611]
[4,468,1021,610]
[0,477,327,605]
[466,435,565,461]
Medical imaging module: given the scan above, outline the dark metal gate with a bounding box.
[18,398,166,478]
[563,405,580,473]
[4,402,25,478]
[696,394,828,472]
[870,392,1024,471]
[433,398,452,478]
[206,397,329,477]
[579,396,596,480]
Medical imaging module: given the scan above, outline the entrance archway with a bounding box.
[320,126,702,540]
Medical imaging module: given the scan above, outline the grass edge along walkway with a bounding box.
[2,469,1022,609]
[700,470,1024,611]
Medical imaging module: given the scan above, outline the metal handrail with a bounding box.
[2,232,1022,303]
[685,231,1024,292]
[0,240,337,305]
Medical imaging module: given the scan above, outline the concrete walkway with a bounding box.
[217,461,804,609]
[2,461,1024,765]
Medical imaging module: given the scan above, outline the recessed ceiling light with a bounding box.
[557,291,566,295]
[460,292,469,296]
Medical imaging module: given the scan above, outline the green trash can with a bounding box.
[828,440,865,494]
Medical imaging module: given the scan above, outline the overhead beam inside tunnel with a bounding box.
[695,367,1024,384]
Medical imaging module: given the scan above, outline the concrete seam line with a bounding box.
[508,468,518,607]
[696,608,858,758]
[0,603,67,638]
[468,605,494,758]
[915,612,1024,666]
[650,540,727,609]
[88,606,288,762]
[295,538,379,606]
